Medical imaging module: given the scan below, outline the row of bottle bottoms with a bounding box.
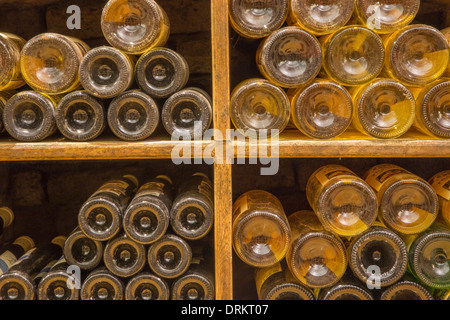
[232,163,450,292]
[0,232,214,300]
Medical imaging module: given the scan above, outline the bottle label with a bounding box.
[429,171,450,201]
[314,165,356,186]
[92,179,132,199]
[136,181,165,198]
[365,164,408,192]
[254,263,283,296]
[33,259,58,282]
[10,247,36,268]
[0,251,18,275]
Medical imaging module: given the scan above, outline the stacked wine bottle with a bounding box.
[229,0,450,140]
[0,171,215,300]
[232,163,450,300]
[0,0,212,142]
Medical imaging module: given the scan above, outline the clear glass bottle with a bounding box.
[37,256,80,300]
[0,235,65,300]
[364,164,439,235]
[20,33,90,94]
[441,27,450,77]
[288,0,355,36]
[125,272,170,300]
[320,25,385,86]
[230,78,290,139]
[232,190,291,268]
[101,0,170,55]
[404,223,450,290]
[0,207,14,245]
[107,90,160,141]
[79,46,135,99]
[380,277,434,300]
[289,79,353,139]
[350,78,416,139]
[103,233,146,278]
[229,0,289,39]
[257,26,322,88]
[147,233,192,279]
[161,87,212,139]
[55,90,106,142]
[123,175,173,244]
[80,267,124,300]
[383,24,450,87]
[255,261,315,300]
[317,271,374,300]
[428,170,450,228]
[0,91,16,134]
[0,32,26,91]
[170,173,214,241]
[0,236,34,276]
[135,47,190,99]
[286,210,347,289]
[410,78,450,138]
[355,0,420,34]
[63,227,103,271]
[3,91,61,142]
[78,174,139,241]
[348,222,408,287]
[306,164,378,237]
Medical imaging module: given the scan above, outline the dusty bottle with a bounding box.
[63,227,103,271]
[162,87,212,139]
[355,0,420,34]
[229,0,289,39]
[320,26,385,86]
[123,175,174,244]
[288,0,355,36]
[135,47,190,99]
[230,78,290,138]
[380,277,434,300]
[37,256,81,300]
[0,207,14,245]
[348,222,408,288]
[0,236,34,276]
[103,233,146,278]
[257,26,322,88]
[317,271,374,300]
[404,223,450,290]
[3,91,61,142]
[125,272,170,300]
[232,190,291,268]
[170,173,214,241]
[78,174,139,241]
[410,78,450,138]
[107,90,160,141]
[20,33,90,94]
[429,170,450,228]
[0,32,26,90]
[364,164,439,235]
[0,235,66,300]
[147,233,192,279]
[101,0,170,55]
[383,24,450,87]
[80,267,124,300]
[350,78,416,139]
[55,90,106,141]
[286,210,347,289]
[255,261,315,300]
[79,46,135,99]
[0,91,16,134]
[306,164,378,237]
[289,80,353,139]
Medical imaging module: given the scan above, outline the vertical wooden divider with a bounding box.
[211,0,233,300]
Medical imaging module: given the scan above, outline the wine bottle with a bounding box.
[78,174,139,241]
[63,227,103,271]
[364,163,439,235]
[101,0,170,55]
[429,170,450,228]
[0,32,26,90]
[442,27,450,77]
[232,190,291,268]
[0,207,14,245]
[55,90,106,141]
[125,272,170,300]
[135,47,190,99]
[80,267,124,300]
[317,271,374,300]
[380,277,434,300]
[0,236,34,276]
[230,78,290,138]
[306,164,378,237]
[107,90,160,141]
[0,91,16,134]
[79,46,135,99]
